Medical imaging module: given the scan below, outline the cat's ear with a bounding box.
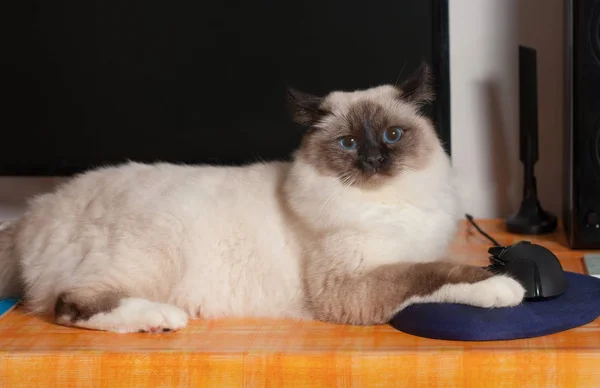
[396,62,435,105]
[286,87,328,127]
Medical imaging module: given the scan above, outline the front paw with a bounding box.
[468,275,526,308]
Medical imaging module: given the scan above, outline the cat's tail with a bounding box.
[0,220,22,299]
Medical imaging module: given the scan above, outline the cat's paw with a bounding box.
[131,302,189,334]
[468,275,526,308]
[80,298,189,334]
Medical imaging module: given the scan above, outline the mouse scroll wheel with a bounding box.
[487,246,506,257]
[489,255,506,266]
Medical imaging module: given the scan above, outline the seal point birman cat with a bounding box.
[0,63,524,333]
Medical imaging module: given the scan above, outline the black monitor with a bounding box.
[1,0,450,176]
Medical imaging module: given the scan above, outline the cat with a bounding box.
[0,63,525,333]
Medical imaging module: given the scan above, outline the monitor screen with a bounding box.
[1,0,450,175]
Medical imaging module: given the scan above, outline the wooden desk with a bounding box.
[1,219,599,387]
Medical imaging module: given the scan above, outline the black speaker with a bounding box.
[563,0,600,248]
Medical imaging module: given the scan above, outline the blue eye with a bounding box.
[339,136,358,150]
[383,127,403,144]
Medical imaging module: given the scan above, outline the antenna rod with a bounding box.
[504,45,557,235]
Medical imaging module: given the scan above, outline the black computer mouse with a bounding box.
[487,241,568,301]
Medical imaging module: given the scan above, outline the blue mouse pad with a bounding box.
[0,298,20,320]
[389,271,600,341]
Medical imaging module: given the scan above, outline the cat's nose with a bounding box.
[365,155,384,169]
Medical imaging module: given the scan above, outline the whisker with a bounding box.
[316,173,356,220]
[316,179,345,219]
[394,61,408,86]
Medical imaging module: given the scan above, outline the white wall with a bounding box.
[450,0,564,218]
[0,0,566,222]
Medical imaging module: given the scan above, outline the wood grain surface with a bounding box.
[0,219,599,387]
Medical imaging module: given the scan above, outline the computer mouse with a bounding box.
[487,241,568,301]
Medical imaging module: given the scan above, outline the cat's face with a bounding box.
[288,63,442,188]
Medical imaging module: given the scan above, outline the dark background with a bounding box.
[0,0,450,176]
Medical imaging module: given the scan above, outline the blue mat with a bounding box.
[0,298,20,319]
[390,272,600,341]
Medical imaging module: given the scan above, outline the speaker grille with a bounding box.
[594,123,600,177]
[564,0,600,248]
[591,1,600,63]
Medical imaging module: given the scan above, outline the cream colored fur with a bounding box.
[0,83,524,333]
[15,161,308,319]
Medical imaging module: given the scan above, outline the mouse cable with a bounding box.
[464,214,501,247]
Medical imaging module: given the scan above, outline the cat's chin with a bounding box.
[351,171,396,190]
